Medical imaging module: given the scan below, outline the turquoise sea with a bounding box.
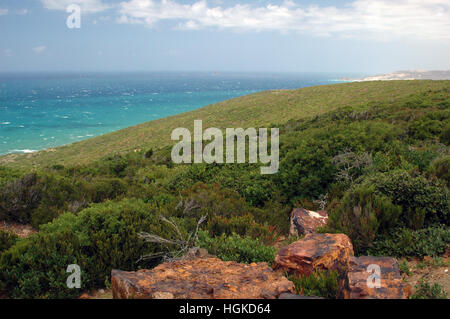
[0,72,351,155]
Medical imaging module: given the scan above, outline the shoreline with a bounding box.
[340,70,450,82]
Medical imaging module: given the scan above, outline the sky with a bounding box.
[0,0,449,73]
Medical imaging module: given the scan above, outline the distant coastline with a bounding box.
[340,70,450,82]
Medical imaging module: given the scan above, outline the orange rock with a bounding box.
[273,233,354,298]
[344,256,411,299]
[273,233,354,277]
[111,257,294,299]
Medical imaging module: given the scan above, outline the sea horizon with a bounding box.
[0,71,361,156]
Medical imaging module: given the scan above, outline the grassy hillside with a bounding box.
[2,80,448,169]
[0,80,449,299]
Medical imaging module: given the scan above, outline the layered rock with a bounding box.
[273,233,354,298]
[344,256,411,299]
[273,233,354,276]
[289,208,328,236]
[112,257,295,299]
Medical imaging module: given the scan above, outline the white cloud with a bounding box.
[16,9,29,15]
[3,49,12,57]
[33,46,47,54]
[117,0,450,40]
[42,0,110,13]
[0,8,30,16]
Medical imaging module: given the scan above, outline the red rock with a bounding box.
[289,208,328,236]
[111,257,294,299]
[273,233,354,298]
[278,293,324,299]
[344,256,411,299]
[273,233,354,276]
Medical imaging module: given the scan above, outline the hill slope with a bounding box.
[0,79,448,299]
[1,80,448,169]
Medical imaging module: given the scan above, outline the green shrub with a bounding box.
[440,123,450,145]
[0,173,41,223]
[135,164,174,185]
[404,149,438,171]
[408,118,444,141]
[252,199,292,235]
[0,166,23,188]
[369,225,450,257]
[372,145,414,173]
[327,186,402,254]
[287,270,339,299]
[173,183,255,220]
[0,230,18,256]
[0,199,184,298]
[411,279,448,299]
[405,208,426,230]
[428,156,450,185]
[172,165,274,207]
[399,259,411,276]
[207,214,276,244]
[89,178,128,203]
[103,155,129,177]
[276,138,335,202]
[370,171,449,225]
[0,170,133,227]
[30,206,63,228]
[405,94,433,109]
[198,231,276,265]
[0,230,84,298]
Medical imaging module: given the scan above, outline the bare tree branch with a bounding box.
[137,214,207,263]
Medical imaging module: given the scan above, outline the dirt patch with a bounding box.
[0,221,37,238]
[0,154,19,165]
[401,249,450,298]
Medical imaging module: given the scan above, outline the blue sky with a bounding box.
[0,0,449,73]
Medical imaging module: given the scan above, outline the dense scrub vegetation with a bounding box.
[0,82,448,298]
[287,270,340,299]
[411,279,448,299]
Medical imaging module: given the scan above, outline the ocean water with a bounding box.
[0,72,348,155]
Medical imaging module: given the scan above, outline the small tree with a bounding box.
[327,186,402,254]
[314,194,328,211]
[332,148,372,185]
[138,215,207,263]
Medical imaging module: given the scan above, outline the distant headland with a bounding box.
[341,70,450,82]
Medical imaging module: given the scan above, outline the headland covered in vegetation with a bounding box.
[0,80,449,299]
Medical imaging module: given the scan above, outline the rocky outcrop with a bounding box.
[273,233,354,276]
[344,256,411,299]
[278,293,324,299]
[273,233,354,298]
[289,208,328,236]
[111,257,295,299]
